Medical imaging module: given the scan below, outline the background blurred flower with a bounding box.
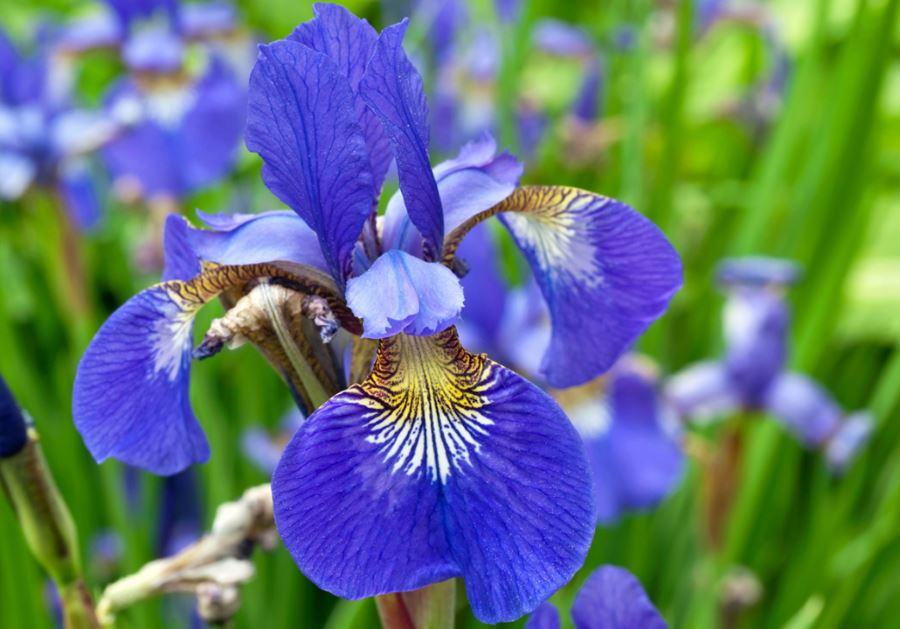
[0,28,128,231]
[667,257,872,471]
[525,564,667,629]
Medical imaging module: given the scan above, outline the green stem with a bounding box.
[375,580,456,629]
[0,432,99,628]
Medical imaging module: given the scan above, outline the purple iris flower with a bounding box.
[73,4,681,621]
[0,29,125,231]
[525,565,667,629]
[0,374,28,458]
[667,257,872,471]
[101,56,246,204]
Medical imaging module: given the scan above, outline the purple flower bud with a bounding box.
[0,375,28,458]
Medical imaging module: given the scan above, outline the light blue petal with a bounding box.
[346,250,464,338]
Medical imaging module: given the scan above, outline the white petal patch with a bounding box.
[348,331,498,483]
[501,192,605,289]
[150,290,197,382]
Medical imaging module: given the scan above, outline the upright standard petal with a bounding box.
[246,39,374,285]
[360,20,444,257]
[722,287,788,402]
[272,329,595,623]
[446,186,681,387]
[717,256,801,287]
[571,565,667,629]
[346,250,464,338]
[381,134,523,253]
[289,3,392,193]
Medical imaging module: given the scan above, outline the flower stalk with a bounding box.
[0,430,99,628]
[376,580,457,629]
[96,484,276,627]
[701,419,746,549]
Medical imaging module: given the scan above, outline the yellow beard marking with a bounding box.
[352,328,496,483]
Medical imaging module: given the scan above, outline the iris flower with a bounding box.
[525,565,667,629]
[667,257,871,472]
[101,56,245,205]
[74,4,681,622]
[0,28,126,231]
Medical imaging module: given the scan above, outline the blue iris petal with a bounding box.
[826,413,873,473]
[524,602,561,629]
[381,133,523,254]
[246,39,374,286]
[722,287,789,403]
[346,250,464,338]
[58,161,103,233]
[360,20,444,257]
[73,285,209,475]
[272,331,595,623]
[161,214,201,281]
[0,375,28,458]
[180,2,237,39]
[289,3,392,196]
[665,360,739,421]
[716,256,801,287]
[762,373,842,446]
[571,565,668,629]
[122,27,184,73]
[103,57,244,199]
[496,188,682,387]
[164,211,330,278]
[576,365,684,524]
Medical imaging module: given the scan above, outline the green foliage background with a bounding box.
[1,0,899,627]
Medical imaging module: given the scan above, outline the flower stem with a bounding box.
[702,421,746,550]
[0,431,99,628]
[375,580,456,629]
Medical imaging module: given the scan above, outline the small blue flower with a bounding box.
[525,564,667,629]
[74,4,682,621]
[667,257,871,471]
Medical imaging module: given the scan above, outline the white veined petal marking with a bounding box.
[352,329,496,483]
[502,188,606,289]
[149,288,198,382]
